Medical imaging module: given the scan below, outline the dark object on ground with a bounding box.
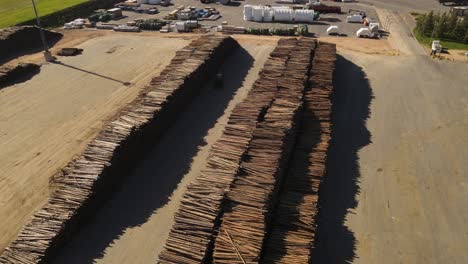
[57,48,84,56]
[215,72,223,89]
[0,26,62,64]
[0,63,40,89]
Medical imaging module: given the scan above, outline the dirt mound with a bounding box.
[0,26,62,63]
[0,63,40,89]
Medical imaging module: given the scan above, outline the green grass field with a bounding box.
[0,0,89,28]
[413,28,468,51]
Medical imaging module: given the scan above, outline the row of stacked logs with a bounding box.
[0,35,239,264]
[261,42,337,264]
[212,38,317,264]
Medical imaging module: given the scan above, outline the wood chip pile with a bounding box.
[261,42,337,264]
[212,38,317,264]
[157,38,311,264]
[0,35,238,264]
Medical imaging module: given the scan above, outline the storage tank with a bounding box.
[175,21,187,32]
[263,7,273,22]
[243,5,253,21]
[294,9,314,22]
[252,6,263,22]
[274,8,292,22]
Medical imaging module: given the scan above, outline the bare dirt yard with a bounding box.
[0,33,191,252]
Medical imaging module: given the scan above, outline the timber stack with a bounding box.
[212,38,316,264]
[157,38,309,264]
[0,35,239,264]
[261,42,337,263]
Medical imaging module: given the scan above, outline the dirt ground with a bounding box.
[50,38,276,264]
[0,34,190,252]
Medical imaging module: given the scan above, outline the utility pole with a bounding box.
[31,0,54,62]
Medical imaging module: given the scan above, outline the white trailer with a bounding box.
[326,25,339,35]
[347,14,363,23]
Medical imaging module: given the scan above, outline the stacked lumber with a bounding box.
[261,42,337,264]
[0,35,238,264]
[157,38,303,264]
[212,38,317,264]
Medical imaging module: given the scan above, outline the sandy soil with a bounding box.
[314,6,468,264]
[50,39,275,264]
[0,34,190,252]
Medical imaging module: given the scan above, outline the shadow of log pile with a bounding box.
[261,43,337,264]
[0,35,239,264]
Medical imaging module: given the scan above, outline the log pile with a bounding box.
[157,38,306,264]
[212,38,317,264]
[261,42,337,264]
[0,35,238,264]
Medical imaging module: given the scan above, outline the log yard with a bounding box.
[0,0,467,263]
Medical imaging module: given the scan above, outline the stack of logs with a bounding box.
[261,42,337,264]
[0,35,238,264]
[212,38,316,264]
[158,39,337,264]
[157,38,305,264]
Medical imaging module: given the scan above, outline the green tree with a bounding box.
[464,29,468,44]
[447,12,458,39]
[452,20,465,41]
[432,12,448,38]
[423,11,435,36]
[462,13,468,31]
[416,13,426,33]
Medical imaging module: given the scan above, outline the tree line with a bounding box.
[415,11,468,44]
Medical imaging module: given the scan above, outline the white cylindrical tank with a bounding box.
[148,0,161,4]
[274,8,292,22]
[263,7,273,22]
[243,5,253,21]
[294,9,314,22]
[175,21,187,32]
[252,6,263,22]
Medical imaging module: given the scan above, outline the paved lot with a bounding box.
[104,0,380,37]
